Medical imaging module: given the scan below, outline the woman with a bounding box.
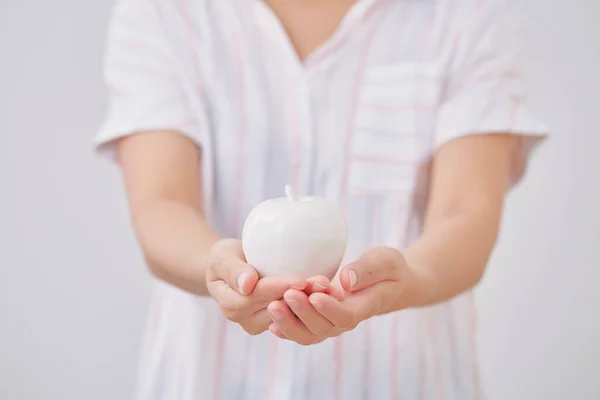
[96,0,547,398]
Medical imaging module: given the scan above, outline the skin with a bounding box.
[268,134,513,344]
[118,129,515,342]
[116,0,518,344]
[263,0,357,61]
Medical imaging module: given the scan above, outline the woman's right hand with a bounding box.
[205,238,307,335]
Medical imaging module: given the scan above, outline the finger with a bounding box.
[284,289,334,336]
[209,274,309,319]
[221,259,259,296]
[207,280,246,317]
[252,275,307,303]
[308,292,359,329]
[340,247,404,292]
[240,309,272,336]
[268,300,316,346]
[208,240,259,296]
[305,276,344,301]
[268,323,287,339]
[304,276,330,294]
[326,285,345,301]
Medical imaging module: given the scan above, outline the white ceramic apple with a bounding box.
[242,185,348,279]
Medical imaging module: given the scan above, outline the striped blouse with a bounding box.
[96,0,547,398]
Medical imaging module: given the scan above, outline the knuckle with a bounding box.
[206,254,223,275]
[378,248,397,269]
[367,246,401,270]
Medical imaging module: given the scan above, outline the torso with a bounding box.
[134,0,482,399]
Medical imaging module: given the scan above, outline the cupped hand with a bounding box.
[268,247,413,345]
[205,238,307,335]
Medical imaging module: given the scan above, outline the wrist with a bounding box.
[360,246,430,314]
[395,249,438,310]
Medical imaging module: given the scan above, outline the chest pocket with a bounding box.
[348,63,443,196]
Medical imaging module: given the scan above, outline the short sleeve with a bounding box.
[436,0,548,184]
[95,0,204,159]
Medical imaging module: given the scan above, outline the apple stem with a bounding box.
[285,184,298,201]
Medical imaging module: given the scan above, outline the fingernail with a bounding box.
[237,272,250,294]
[284,292,301,309]
[312,282,328,290]
[270,310,284,321]
[349,269,358,289]
[291,282,307,290]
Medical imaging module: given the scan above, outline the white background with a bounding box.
[1,0,598,399]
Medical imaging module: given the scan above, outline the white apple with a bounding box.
[242,185,348,279]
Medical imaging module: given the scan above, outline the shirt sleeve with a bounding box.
[435,0,548,185]
[94,0,205,159]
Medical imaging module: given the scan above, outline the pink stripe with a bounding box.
[308,35,350,66]
[179,1,206,94]
[212,4,248,399]
[468,294,483,398]
[200,312,214,396]
[267,8,307,396]
[267,337,279,400]
[351,155,419,166]
[172,1,222,398]
[229,2,247,255]
[345,2,420,396]
[306,347,315,399]
[364,321,372,399]
[360,104,436,113]
[335,2,392,396]
[391,197,407,399]
[340,2,390,206]
[418,313,427,400]
[390,314,399,399]
[290,74,302,188]
[363,199,380,399]
[333,338,343,400]
[178,307,194,399]
[415,6,441,394]
[446,302,461,394]
[431,310,447,400]
[213,318,228,400]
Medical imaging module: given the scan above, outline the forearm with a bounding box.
[402,204,502,308]
[131,199,220,296]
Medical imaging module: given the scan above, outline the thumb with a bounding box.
[231,265,260,296]
[340,247,405,292]
[209,239,259,296]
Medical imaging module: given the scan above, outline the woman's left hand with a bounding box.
[267,246,416,346]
